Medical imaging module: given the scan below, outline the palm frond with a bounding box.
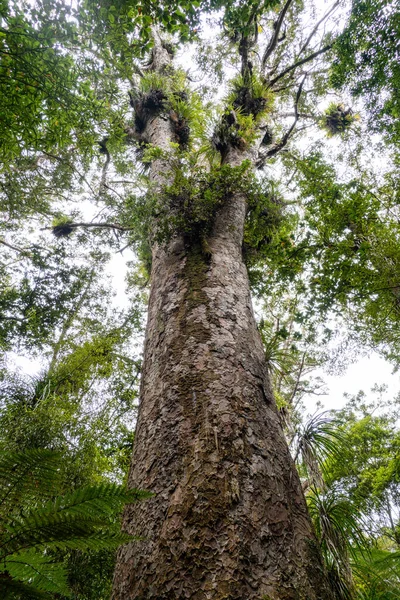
[325,553,354,600]
[307,485,370,599]
[295,412,347,487]
[308,485,368,561]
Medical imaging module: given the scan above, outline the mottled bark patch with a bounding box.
[112,225,335,599]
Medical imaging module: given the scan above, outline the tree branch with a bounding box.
[262,0,295,69]
[0,238,32,256]
[289,352,307,406]
[41,222,134,233]
[278,112,317,120]
[257,75,306,165]
[98,140,111,193]
[48,271,95,374]
[239,7,259,81]
[268,43,332,88]
[116,242,133,254]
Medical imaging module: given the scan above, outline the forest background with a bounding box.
[1,0,400,597]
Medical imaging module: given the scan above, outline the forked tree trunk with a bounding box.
[112,35,335,599]
[112,153,335,600]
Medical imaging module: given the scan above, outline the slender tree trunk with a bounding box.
[112,33,335,600]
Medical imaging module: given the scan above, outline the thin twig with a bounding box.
[41,222,134,232]
[116,242,133,254]
[259,75,306,163]
[0,238,32,256]
[298,1,339,56]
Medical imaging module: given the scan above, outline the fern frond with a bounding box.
[351,549,400,599]
[4,525,138,556]
[0,449,62,513]
[5,550,71,596]
[0,577,50,599]
[0,450,150,598]
[3,515,106,556]
[2,484,150,556]
[44,483,152,518]
[41,531,139,552]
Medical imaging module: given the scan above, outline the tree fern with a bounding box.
[0,449,151,598]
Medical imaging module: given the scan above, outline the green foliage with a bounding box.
[332,0,400,145]
[0,0,101,163]
[123,156,281,269]
[294,412,347,488]
[290,390,400,599]
[226,73,274,122]
[272,150,400,363]
[323,391,400,541]
[139,70,187,96]
[2,0,400,596]
[243,180,287,271]
[0,248,107,352]
[0,449,150,599]
[211,81,273,155]
[222,0,280,40]
[0,340,140,483]
[130,69,209,151]
[81,0,229,62]
[352,549,400,599]
[0,228,142,499]
[65,548,116,600]
[308,485,367,599]
[51,216,75,238]
[0,0,229,165]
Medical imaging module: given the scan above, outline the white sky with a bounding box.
[304,354,400,412]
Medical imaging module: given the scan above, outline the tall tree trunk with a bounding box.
[112,33,335,600]
[112,153,335,600]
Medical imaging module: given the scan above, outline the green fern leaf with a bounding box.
[0,449,62,515]
[5,550,71,596]
[0,449,150,598]
[0,577,50,599]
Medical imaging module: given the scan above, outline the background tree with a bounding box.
[0,232,143,597]
[331,0,400,148]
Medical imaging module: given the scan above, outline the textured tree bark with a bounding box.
[112,32,335,600]
[112,157,335,600]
